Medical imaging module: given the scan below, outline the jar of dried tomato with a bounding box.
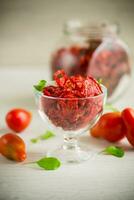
[50,20,131,101]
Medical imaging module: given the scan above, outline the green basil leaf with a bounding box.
[34,80,47,91]
[40,130,55,140]
[102,146,124,158]
[36,157,61,170]
[30,138,39,143]
[30,130,55,143]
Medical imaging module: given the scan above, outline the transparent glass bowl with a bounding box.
[34,84,107,163]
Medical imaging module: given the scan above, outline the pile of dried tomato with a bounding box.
[41,70,103,131]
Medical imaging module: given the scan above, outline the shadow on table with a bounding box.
[79,135,133,152]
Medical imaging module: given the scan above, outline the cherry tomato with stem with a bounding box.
[0,133,26,162]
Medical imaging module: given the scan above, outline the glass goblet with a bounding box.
[34,83,107,163]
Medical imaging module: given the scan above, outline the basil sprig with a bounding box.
[34,80,47,91]
[36,157,61,170]
[31,130,55,143]
[102,146,124,158]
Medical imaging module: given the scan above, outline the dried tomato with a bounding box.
[53,69,68,87]
[42,70,103,130]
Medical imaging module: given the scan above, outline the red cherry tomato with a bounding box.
[6,108,32,133]
[90,112,126,142]
[0,133,26,161]
[122,108,134,147]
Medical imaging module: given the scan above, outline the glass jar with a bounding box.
[50,21,131,102]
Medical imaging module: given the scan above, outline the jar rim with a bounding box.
[63,20,119,39]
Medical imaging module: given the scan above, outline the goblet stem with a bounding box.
[63,135,79,150]
[55,132,90,163]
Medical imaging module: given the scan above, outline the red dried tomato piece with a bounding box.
[54,69,68,87]
[60,91,76,98]
[43,86,63,97]
[63,79,75,91]
[70,75,84,89]
[85,76,102,95]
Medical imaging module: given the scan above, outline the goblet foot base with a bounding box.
[47,145,95,163]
